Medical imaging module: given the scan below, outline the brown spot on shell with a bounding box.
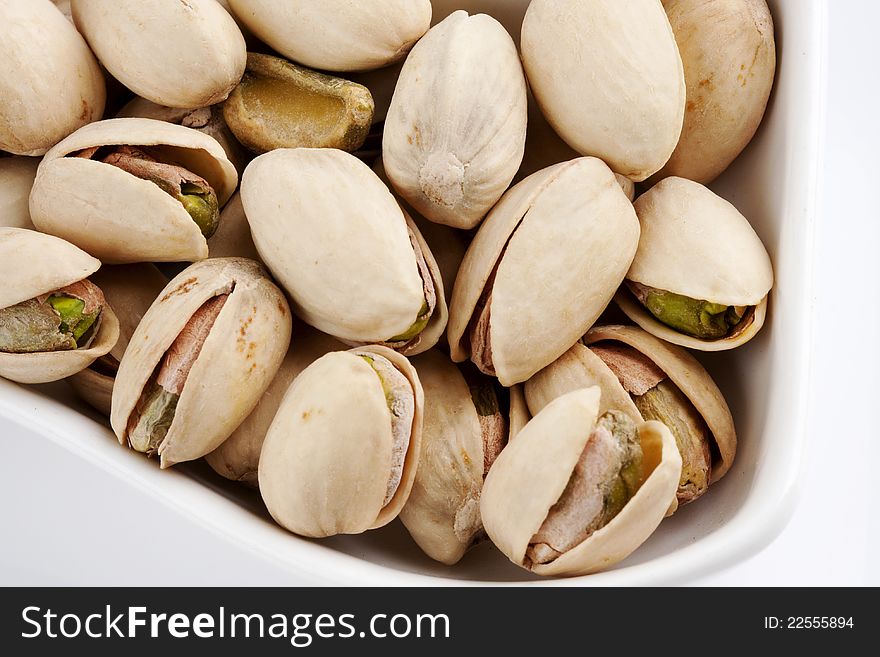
[161,277,198,302]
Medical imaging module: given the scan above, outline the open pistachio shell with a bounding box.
[617,176,773,350]
[0,157,39,229]
[481,387,681,576]
[67,264,168,416]
[0,0,105,156]
[242,148,447,353]
[383,11,528,230]
[258,346,424,538]
[30,118,238,264]
[448,157,640,386]
[206,192,259,262]
[110,258,291,468]
[226,0,432,73]
[71,0,246,109]
[0,228,119,384]
[205,326,345,486]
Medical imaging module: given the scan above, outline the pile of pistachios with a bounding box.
[0,0,777,578]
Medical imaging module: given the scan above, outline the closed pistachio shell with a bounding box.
[242,148,447,353]
[71,0,246,109]
[0,0,105,156]
[481,387,681,576]
[30,118,238,264]
[0,157,40,229]
[226,0,432,73]
[111,258,291,468]
[0,228,118,384]
[383,11,528,229]
[259,346,424,538]
[618,176,773,350]
[448,157,640,386]
[521,0,685,181]
[652,0,776,184]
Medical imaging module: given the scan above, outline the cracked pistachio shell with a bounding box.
[0,0,105,156]
[71,0,246,109]
[242,148,447,352]
[110,258,291,468]
[0,157,40,229]
[448,157,640,386]
[0,228,119,384]
[617,176,773,350]
[226,0,431,73]
[205,325,345,486]
[67,264,168,416]
[651,0,776,185]
[521,0,685,182]
[383,11,528,230]
[481,387,681,576]
[29,118,238,264]
[258,346,424,538]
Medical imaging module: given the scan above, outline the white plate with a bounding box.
[0,0,826,585]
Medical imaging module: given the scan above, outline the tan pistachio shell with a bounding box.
[71,0,246,109]
[383,11,528,230]
[652,0,776,185]
[226,0,432,73]
[204,326,345,486]
[481,387,682,576]
[242,148,447,352]
[521,0,685,181]
[400,350,488,565]
[0,0,105,156]
[0,228,119,384]
[508,385,530,443]
[258,346,424,538]
[207,193,259,262]
[0,157,39,229]
[618,176,773,350]
[30,118,238,264]
[67,264,168,416]
[110,257,291,468]
[448,157,640,386]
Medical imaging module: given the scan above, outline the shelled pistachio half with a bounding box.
[481,387,681,576]
[400,350,507,565]
[526,325,736,507]
[30,118,238,264]
[111,258,291,468]
[616,177,773,350]
[242,148,447,355]
[0,157,40,229]
[223,53,374,155]
[259,346,424,538]
[448,157,639,386]
[0,228,118,384]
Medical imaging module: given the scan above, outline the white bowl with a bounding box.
[0,0,826,585]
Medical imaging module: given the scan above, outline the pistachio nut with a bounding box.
[110,258,291,468]
[383,11,528,230]
[481,387,681,576]
[258,346,424,538]
[400,351,508,565]
[71,0,246,109]
[526,325,737,507]
[67,264,168,417]
[651,0,776,185]
[0,0,105,156]
[0,228,119,384]
[616,177,773,350]
[30,118,238,264]
[448,157,640,386]
[223,53,374,156]
[0,157,40,229]
[117,97,251,176]
[226,0,432,73]
[205,325,345,486]
[207,193,260,262]
[242,148,448,354]
[520,0,685,181]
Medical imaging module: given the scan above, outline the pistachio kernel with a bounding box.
[627,281,747,340]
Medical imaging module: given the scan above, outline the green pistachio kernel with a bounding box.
[389,298,430,343]
[631,283,745,340]
[0,293,100,353]
[127,382,179,455]
[179,182,220,238]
